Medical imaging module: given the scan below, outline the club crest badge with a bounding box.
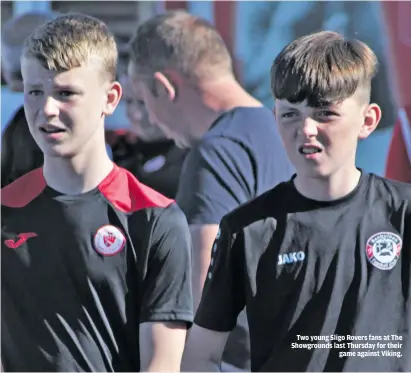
[94,225,126,256]
[366,232,402,270]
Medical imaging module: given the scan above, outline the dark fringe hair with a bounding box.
[271,31,378,107]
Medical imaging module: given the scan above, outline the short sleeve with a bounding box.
[139,203,193,325]
[194,218,246,331]
[176,138,254,225]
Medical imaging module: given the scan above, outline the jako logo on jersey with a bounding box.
[366,231,402,270]
[94,225,126,256]
[278,251,305,265]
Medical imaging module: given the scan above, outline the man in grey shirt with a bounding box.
[128,10,294,370]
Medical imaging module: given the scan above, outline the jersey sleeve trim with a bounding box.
[140,311,194,325]
[98,165,174,213]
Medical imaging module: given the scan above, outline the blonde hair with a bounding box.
[22,13,118,81]
[129,10,233,83]
[271,31,378,106]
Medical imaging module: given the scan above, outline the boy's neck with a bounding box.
[42,139,114,196]
[294,166,362,202]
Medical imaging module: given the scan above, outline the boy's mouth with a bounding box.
[40,125,66,134]
[298,145,323,155]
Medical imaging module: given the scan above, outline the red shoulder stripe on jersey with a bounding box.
[98,165,174,213]
[1,168,46,208]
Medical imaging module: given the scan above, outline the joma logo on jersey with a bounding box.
[278,251,305,265]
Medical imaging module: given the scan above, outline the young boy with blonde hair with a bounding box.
[1,13,193,372]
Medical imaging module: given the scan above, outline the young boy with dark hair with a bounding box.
[182,31,411,372]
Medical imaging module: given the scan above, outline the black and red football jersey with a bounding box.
[1,164,193,372]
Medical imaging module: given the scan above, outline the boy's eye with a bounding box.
[28,90,43,96]
[281,112,297,118]
[59,91,76,98]
[317,110,336,117]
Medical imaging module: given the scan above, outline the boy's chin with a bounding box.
[40,144,77,159]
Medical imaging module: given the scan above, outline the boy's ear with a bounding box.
[103,81,122,116]
[358,103,381,140]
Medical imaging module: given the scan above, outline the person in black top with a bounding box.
[1,107,43,187]
[1,13,193,372]
[128,12,293,371]
[182,31,411,372]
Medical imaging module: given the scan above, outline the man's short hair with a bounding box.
[128,10,233,82]
[22,13,118,81]
[271,31,379,106]
[2,12,58,48]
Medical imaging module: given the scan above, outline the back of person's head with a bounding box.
[22,13,118,82]
[129,10,233,83]
[1,11,58,91]
[271,31,378,107]
[1,108,43,187]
